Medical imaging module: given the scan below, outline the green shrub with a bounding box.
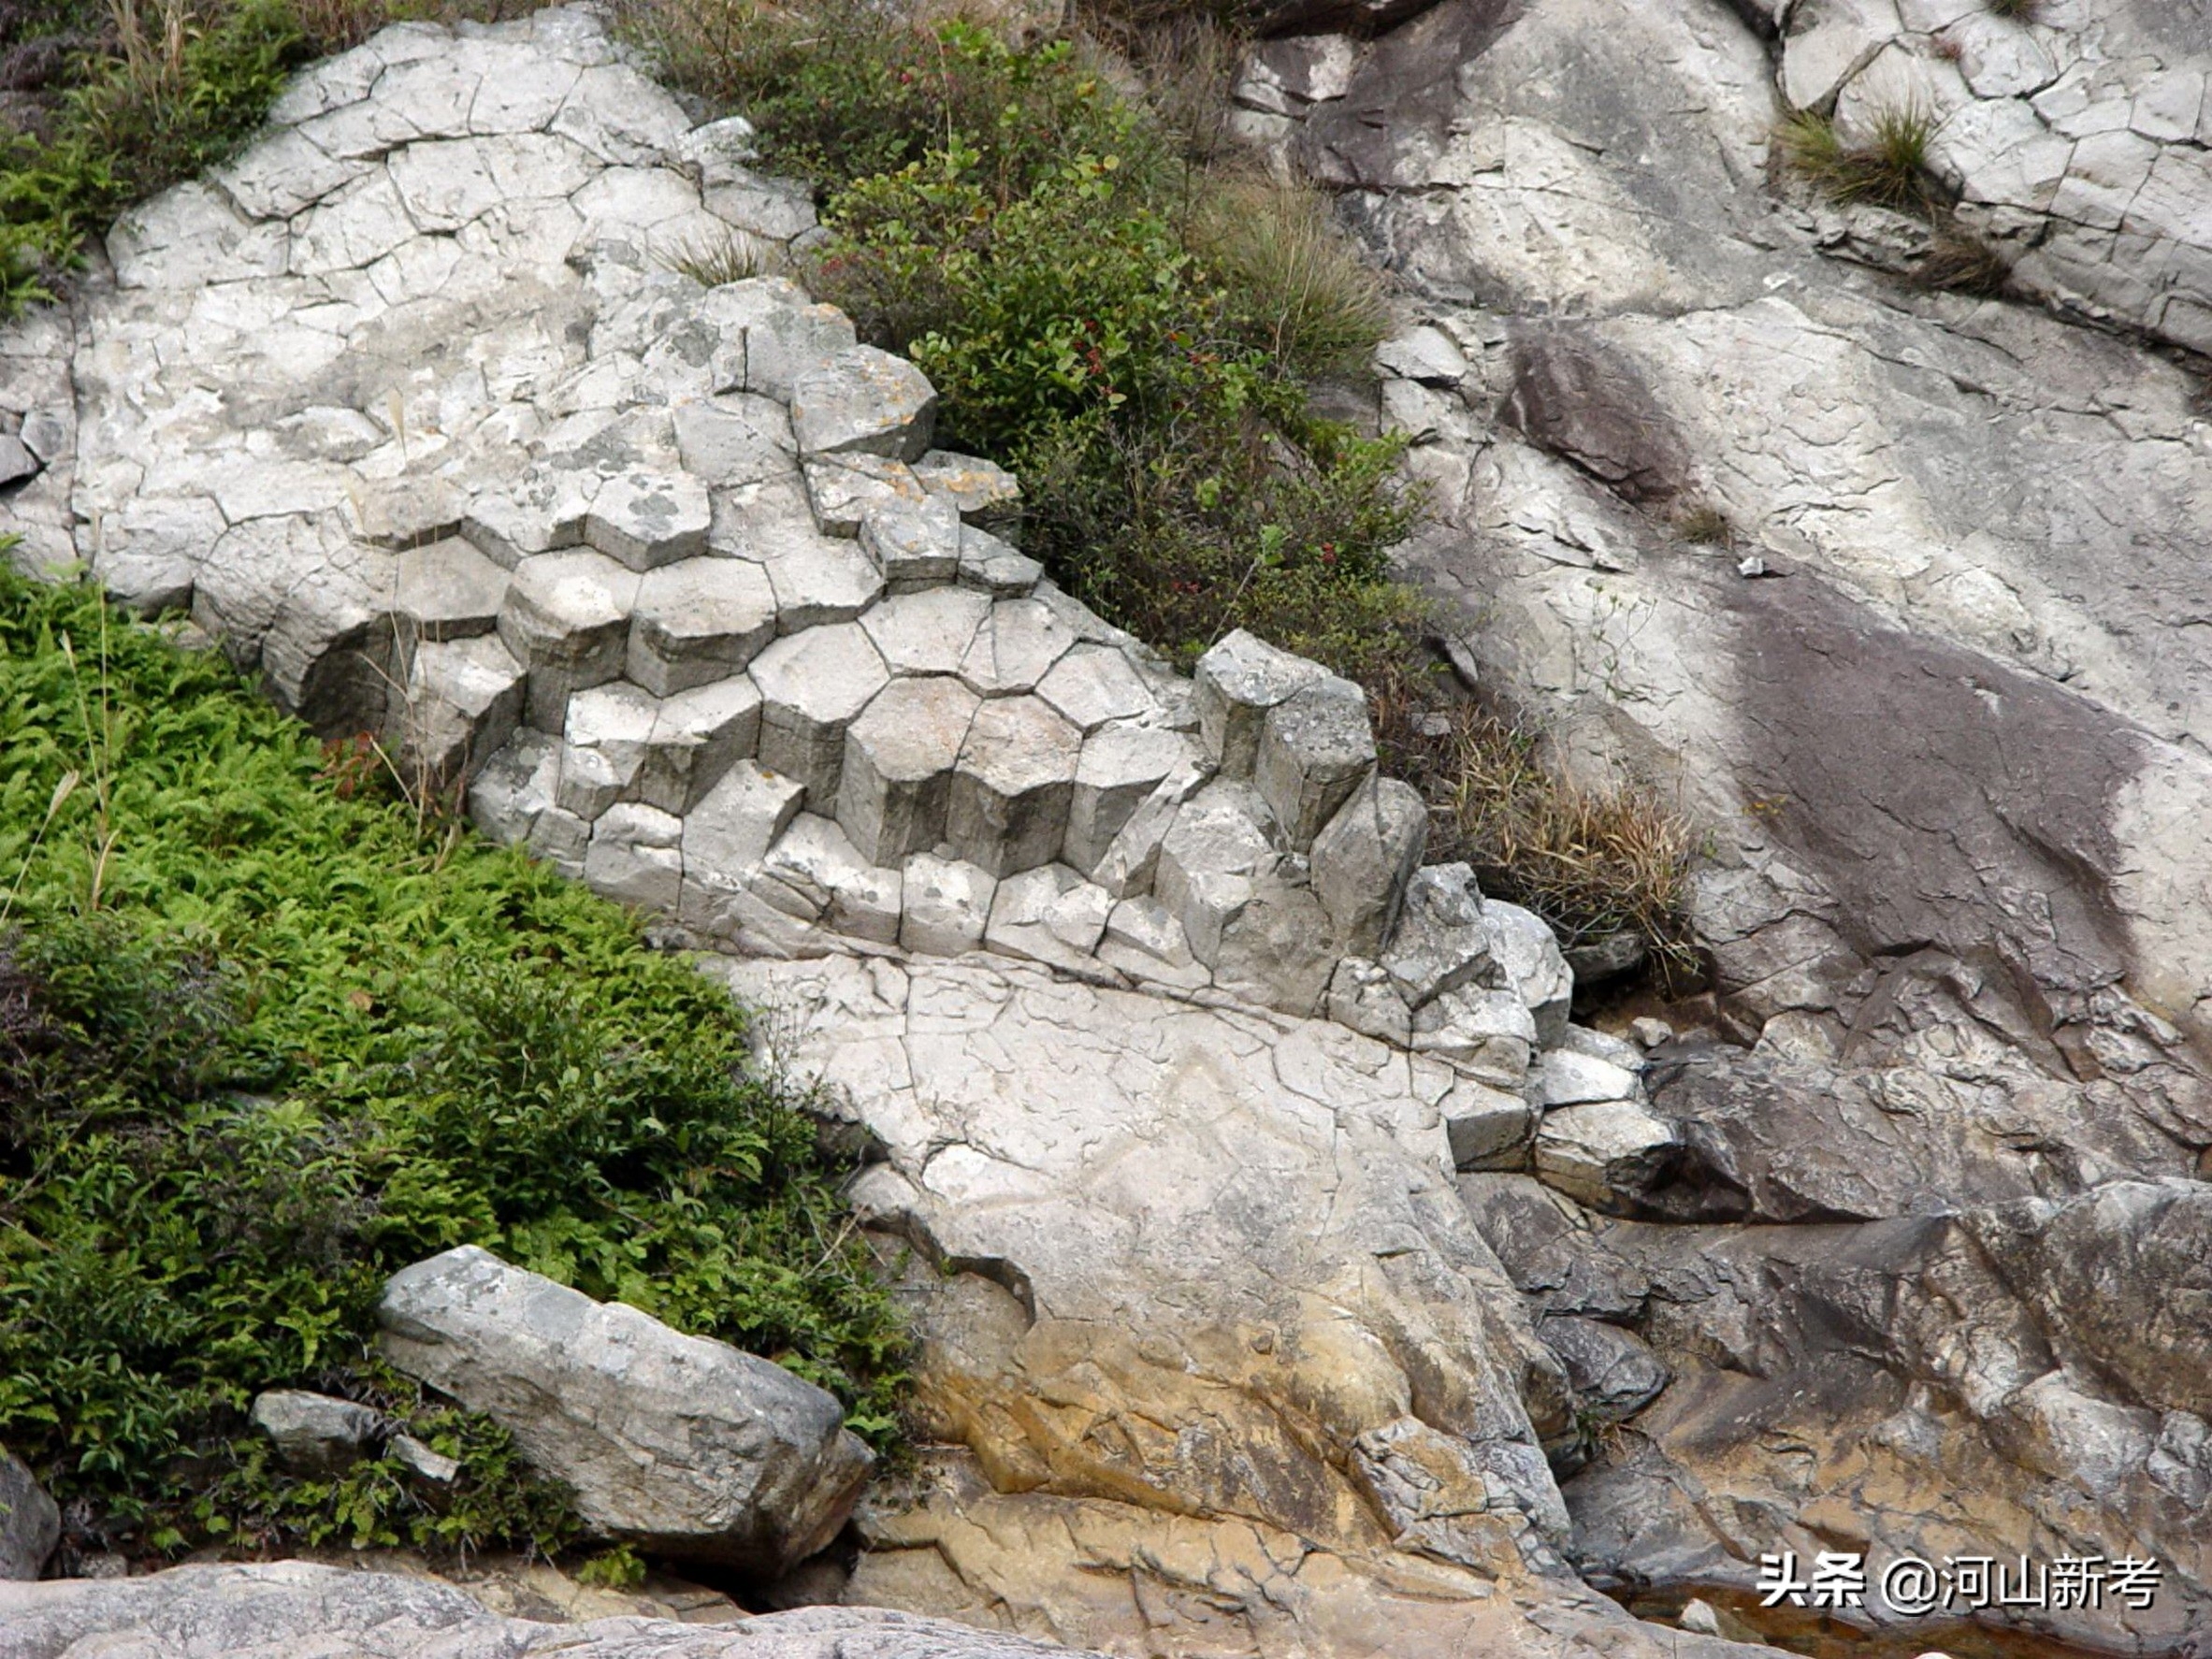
[0,570,906,1565]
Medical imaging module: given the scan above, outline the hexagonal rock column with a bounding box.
[583,469,711,570]
[947,696,1082,877]
[392,537,509,642]
[626,557,776,695]
[1193,628,1326,778]
[837,675,980,866]
[790,346,937,462]
[1254,673,1377,851]
[858,497,961,592]
[749,622,889,808]
[1309,774,1426,956]
[497,549,641,729]
[1064,722,1193,875]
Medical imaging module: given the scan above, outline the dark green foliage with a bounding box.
[0,570,905,1565]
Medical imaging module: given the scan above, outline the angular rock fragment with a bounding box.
[497,549,640,728]
[955,525,1041,597]
[627,557,776,695]
[1254,673,1376,849]
[1412,985,1538,1090]
[378,1246,872,1573]
[838,676,978,866]
[683,759,805,877]
[858,497,961,592]
[1533,1101,1678,1211]
[1327,957,1414,1046]
[1193,628,1328,778]
[251,1391,386,1478]
[900,854,996,956]
[0,1449,60,1580]
[1098,895,1210,990]
[749,623,889,806]
[947,696,1082,877]
[398,632,526,781]
[800,454,927,538]
[789,346,936,462]
[755,814,902,944]
[1155,781,1278,959]
[1484,900,1575,1047]
[1380,862,1491,1008]
[1308,775,1426,956]
[911,448,1021,528]
[1063,722,1192,875]
[585,801,684,911]
[1442,1078,1537,1172]
[984,864,1115,973]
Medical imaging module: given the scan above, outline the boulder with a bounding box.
[0,1449,57,1581]
[1532,1101,1678,1212]
[1252,673,1377,849]
[1380,862,1492,1008]
[377,1246,872,1575]
[1308,774,1426,955]
[249,1390,386,1478]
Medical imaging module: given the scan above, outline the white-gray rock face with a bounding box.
[378,1246,872,1574]
[0,1564,1111,1658]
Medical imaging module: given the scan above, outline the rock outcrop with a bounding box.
[378,1246,872,1575]
[0,1563,1109,1658]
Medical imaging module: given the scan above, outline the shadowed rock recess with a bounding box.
[1,2,2208,1656]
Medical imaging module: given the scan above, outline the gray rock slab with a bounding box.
[0,1449,58,1581]
[627,556,777,694]
[749,623,889,808]
[789,346,937,462]
[379,1246,872,1573]
[947,696,1082,877]
[1193,628,1329,778]
[838,676,980,867]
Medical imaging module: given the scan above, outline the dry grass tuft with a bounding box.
[1185,172,1393,378]
[660,224,767,287]
[1778,103,1937,213]
[1916,224,2012,296]
[1672,502,1732,545]
[1371,672,1700,982]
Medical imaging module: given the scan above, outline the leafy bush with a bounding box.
[0,570,905,1565]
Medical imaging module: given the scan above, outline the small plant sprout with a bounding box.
[662,225,768,288]
[1673,502,1732,546]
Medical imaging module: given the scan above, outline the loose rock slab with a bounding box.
[378,1246,872,1574]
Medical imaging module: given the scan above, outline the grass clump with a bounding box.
[0,569,905,1567]
[1778,103,1935,213]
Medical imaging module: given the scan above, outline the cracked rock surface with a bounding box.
[1234,0,2212,1647]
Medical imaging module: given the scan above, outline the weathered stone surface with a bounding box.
[585,801,684,912]
[838,676,979,866]
[1442,1077,1538,1172]
[749,622,888,807]
[393,536,509,641]
[250,1390,386,1479]
[583,469,711,570]
[1533,1102,1679,1213]
[984,864,1115,973]
[718,953,1580,1618]
[947,696,1081,877]
[955,526,1042,597]
[911,448,1020,536]
[789,346,937,462]
[1308,774,1426,955]
[1063,721,1191,876]
[756,814,902,945]
[860,585,992,678]
[379,1246,872,1573]
[399,632,527,781]
[1538,1317,1667,1426]
[1193,628,1328,777]
[956,598,1075,698]
[1381,862,1492,1008]
[0,1449,58,1581]
[1254,673,1377,849]
[1484,900,1575,1048]
[0,1564,1120,1657]
[626,557,775,695]
[899,854,996,957]
[858,496,962,592]
[801,454,926,538]
[1097,895,1210,990]
[1034,644,1156,733]
[498,551,640,729]
[1154,780,1279,960]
